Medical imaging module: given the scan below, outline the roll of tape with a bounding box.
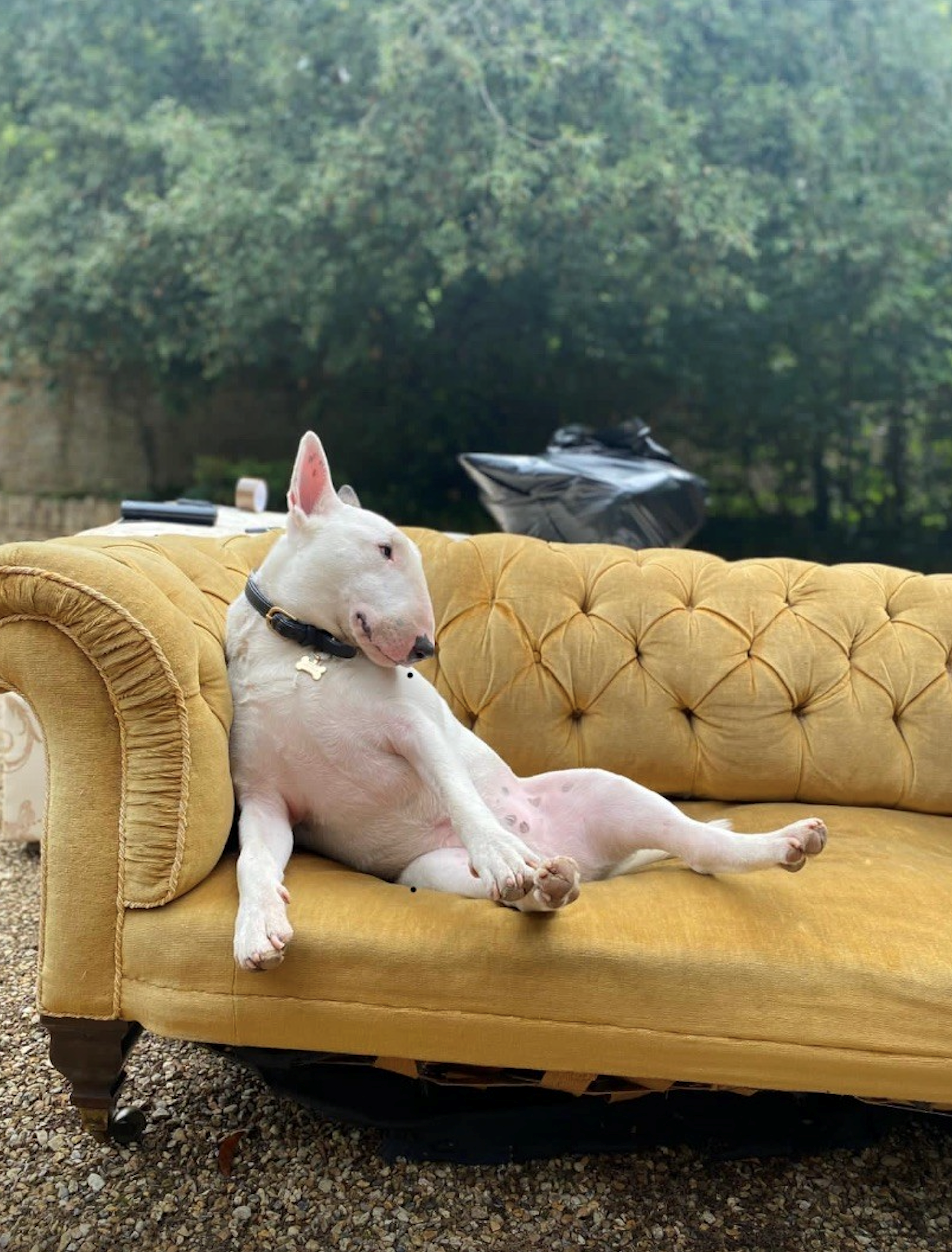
[235,477,268,513]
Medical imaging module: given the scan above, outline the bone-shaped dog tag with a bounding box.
[296,654,327,681]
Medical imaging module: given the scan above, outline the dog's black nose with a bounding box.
[411,635,435,660]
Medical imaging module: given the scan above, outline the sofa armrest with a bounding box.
[0,538,241,1017]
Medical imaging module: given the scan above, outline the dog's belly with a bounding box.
[283,749,463,880]
[294,812,463,881]
[294,771,593,882]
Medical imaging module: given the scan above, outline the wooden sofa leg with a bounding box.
[41,1016,146,1143]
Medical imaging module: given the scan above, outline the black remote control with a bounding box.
[119,499,219,526]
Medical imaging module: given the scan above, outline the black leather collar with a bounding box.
[244,573,359,658]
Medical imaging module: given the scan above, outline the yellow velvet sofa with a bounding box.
[3,526,952,1140]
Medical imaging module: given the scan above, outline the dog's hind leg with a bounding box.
[233,795,295,971]
[525,770,827,877]
[397,849,487,897]
[609,848,678,877]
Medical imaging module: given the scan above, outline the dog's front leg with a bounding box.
[387,717,538,901]
[233,794,295,971]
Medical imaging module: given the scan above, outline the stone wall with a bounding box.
[0,364,304,497]
[0,368,156,495]
[0,493,118,544]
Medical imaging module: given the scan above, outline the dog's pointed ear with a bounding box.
[287,431,337,526]
[337,484,361,508]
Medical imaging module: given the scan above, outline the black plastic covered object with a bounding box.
[458,421,706,549]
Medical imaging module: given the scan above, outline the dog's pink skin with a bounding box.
[226,432,827,970]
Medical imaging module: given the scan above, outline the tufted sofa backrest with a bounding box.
[409,530,952,816]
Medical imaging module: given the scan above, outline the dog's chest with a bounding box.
[272,660,452,866]
[258,651,390,741]
[239,650,424,795]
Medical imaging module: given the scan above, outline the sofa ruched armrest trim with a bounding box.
[0,565,191,909]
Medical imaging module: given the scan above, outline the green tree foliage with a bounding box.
[657,0,952,549]
[1,0,951,549]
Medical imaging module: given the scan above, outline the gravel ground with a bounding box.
[2,841,951,1252]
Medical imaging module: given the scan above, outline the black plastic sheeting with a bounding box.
[459,422,707,549]
[214,1046,920,1166]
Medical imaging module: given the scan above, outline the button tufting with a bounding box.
[399,528,952,820]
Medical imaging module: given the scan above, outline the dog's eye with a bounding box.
[379,543,393,560]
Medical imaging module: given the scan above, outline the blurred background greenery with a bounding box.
[2,0,952,565]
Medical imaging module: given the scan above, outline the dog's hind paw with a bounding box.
[532,856,581,909]
[779,818,828,873]
[507,856,581,913]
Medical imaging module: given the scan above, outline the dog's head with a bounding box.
[278,431,436,668]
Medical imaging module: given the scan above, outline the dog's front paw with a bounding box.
[233,886,294,971]
[468,833,538,903]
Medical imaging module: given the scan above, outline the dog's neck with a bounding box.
[244,572,358,658]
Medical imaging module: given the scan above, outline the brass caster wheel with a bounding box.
[78,1107,111,1143]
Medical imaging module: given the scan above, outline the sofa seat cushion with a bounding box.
[120,801,952,1105]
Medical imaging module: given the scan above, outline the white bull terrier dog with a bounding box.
[226,432,827,970]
